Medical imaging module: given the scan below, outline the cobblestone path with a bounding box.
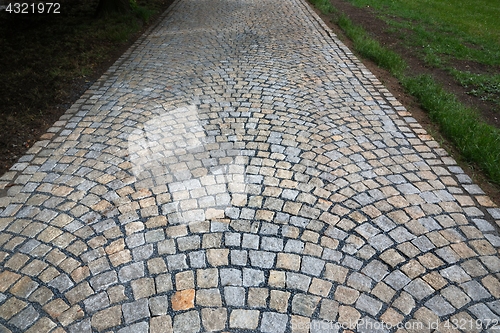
[1,0,500,332]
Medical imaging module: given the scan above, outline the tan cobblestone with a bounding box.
[207,249,229,266]
[380,307,405,327]
[58,304,85,326]
[308,278,332,297]
[418,253,445,270]
[324,263,348,283]
[65,282,93,305]
[109,249,132,267]
[268,270,286,288]
[277,253,301,271]
[371,282,396,303]
[481,275,500,298]
[401,260,426,279]
[338,306,361,327]
[334,286,360,305]
[28,286,53,305]
[151,315,173,333]
[380,249,405,267]
[175,271,194,290]
[422,271,448,290]
[131,277,155,299]
[248,288,269,308]
[0,271,21,292]
[42,298,69,319]
[0,297,27,320]
[91,305,122,331]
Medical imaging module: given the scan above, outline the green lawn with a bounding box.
[344,0,500,109]
[348,0,500,45]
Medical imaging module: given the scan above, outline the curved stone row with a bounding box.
[2,218,498,332]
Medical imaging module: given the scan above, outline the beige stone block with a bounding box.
[268,270,285,288]
[201,308,227,332]
[147,258,168,275]
[482,275,500,298]
[64,282,93,305]
[418,253,445,270]
[131,278,155,299]
[337,306,360,328]
[176,271,195,290]
[309,278,332,297]
[150,315,173,333]
[269,290,289,312]
[107,285,128,304]
[324,263,348,283]
[276,253,301,271]
[0,297,27,320]
[105,239,125,255]
[207,249,229,266]
[401,260,426,279]
[109,250,132,267]
[291,315,310,333]
[91,305,122,331]
[380,307,404,327]
[334,286,359,305]
[392,292,415,315]
[248,288,268,308]
[371,282,396,303]
[58,305,84,326]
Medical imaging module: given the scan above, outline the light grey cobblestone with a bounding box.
[261,311,288,333]
[224,286,246,307]
[122,299,150,324]
[118,262,144,282]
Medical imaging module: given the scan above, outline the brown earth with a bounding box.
[0,0,174,175]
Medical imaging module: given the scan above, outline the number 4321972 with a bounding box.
[5,3,61,14]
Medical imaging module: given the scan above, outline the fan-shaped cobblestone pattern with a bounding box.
[1,0,500,331]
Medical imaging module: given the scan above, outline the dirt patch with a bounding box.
[309,0,500,206]
[0,0,174,176]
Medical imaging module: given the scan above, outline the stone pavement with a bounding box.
[1,0,500,331]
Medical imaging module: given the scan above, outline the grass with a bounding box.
[309,0,335,14]
[336,14,406,76]
[345,0,500,60]
[322,9,500,184]
[403,75,500,183]
[342,0,500,111]
[451,70,500,106]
